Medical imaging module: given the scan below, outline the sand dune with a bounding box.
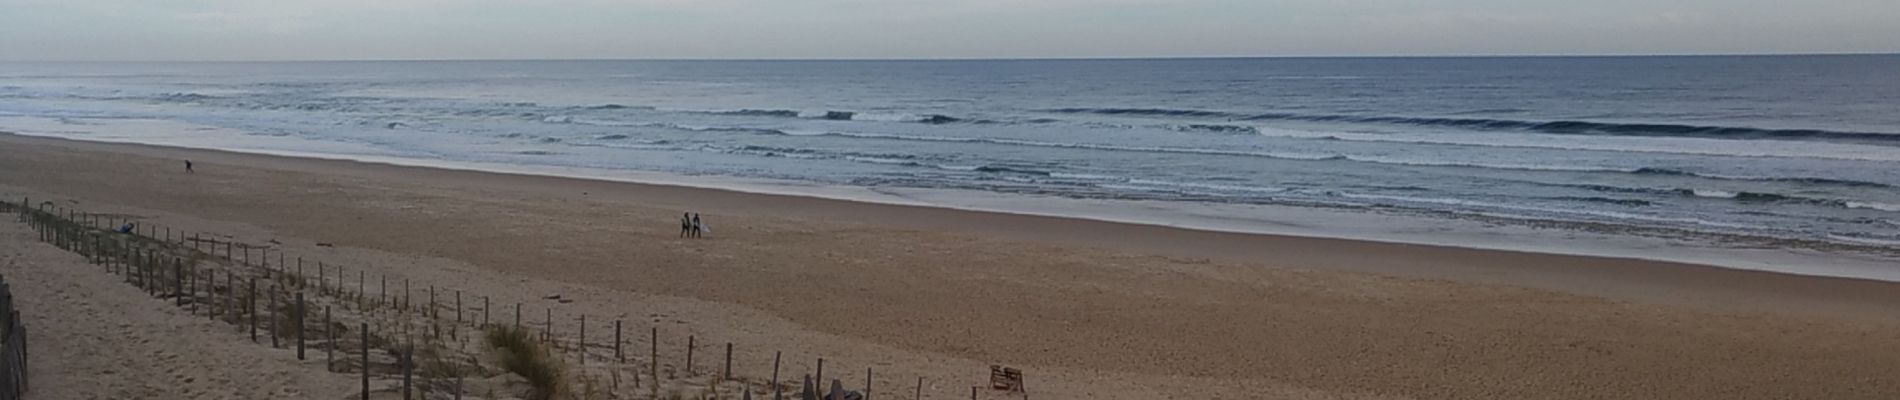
[0,220,355,399]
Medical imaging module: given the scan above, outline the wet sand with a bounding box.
[4,133,1899,399]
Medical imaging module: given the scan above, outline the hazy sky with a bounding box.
[3,0,1897,61]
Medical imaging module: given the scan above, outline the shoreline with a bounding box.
[4,126,1896,284]
[8,132,1900,398]
[7,132,1900,319]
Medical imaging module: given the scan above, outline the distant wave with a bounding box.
[1827,234,1900,247]
[1168,124,1259,134]
[1846,201,1900,212]
[157,92,221,102]
[1046,107,1236,118]
[1627,168,1893,189]
[1547,196,1655,207]
[1555,182,1900,212]
[1243,129,1900,163]
[1678,189,1787,202]
[1044,107,1900,144]
[677,126,1898,189]
[510,121,1898,193]
[972,165,1054,176]
[692,108,991,124]
[1338,193,1777,231]
[584,104,652,110]
[711,109,804,118]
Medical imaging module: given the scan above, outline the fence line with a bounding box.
[0,200,28,400]
[5,196,1028,400]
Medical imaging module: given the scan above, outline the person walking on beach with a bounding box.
[691,213,703,238]
[185,160,194,173]
[680,212,693,238]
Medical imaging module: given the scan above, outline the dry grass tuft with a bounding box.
[487,325,563,400]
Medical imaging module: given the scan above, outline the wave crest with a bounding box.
[1044,107,1900,144]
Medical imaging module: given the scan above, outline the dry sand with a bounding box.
[0,217,355,399]
[2,133,1899,399]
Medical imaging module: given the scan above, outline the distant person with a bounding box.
[185,159,194,173]
[680,212,692,238]
[691,213,703,238]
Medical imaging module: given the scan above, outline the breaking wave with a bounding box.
[1044,107,1900,144]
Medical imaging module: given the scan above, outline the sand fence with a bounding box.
[4,196,1029,400]
[0,198,27,400]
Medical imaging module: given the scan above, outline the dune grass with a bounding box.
[486,325,563,400]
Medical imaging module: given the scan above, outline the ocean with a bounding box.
[2,56,1897,278]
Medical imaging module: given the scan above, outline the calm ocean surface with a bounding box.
[3,56,1897,274]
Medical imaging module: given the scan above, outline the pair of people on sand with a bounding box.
[679,212,710,238]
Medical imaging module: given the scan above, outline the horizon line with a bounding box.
[2,51,1896,64]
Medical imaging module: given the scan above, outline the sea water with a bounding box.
[2,56,1896,278]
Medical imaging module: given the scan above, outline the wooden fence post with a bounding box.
[725,342,733,381]
[226,272,236,326]
[402,344,413,400]
[615,320,623,363]
[579,315,587,365]
[325,305,338,373]
[361,323,370,400]
[174,259,184,306]
[296,292,306,360]
[687,335,695,376]
[249,278,258,343]
[207,269,218,321]
[271,285,280,348]
[772,351,783,400]
[650,327,658,383]
[188,264,197,314]
[148,250,160,296]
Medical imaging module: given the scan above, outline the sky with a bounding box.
[2,0,1897,61]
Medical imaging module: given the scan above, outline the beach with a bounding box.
[4,132,1900,399]
[0,219,356,399]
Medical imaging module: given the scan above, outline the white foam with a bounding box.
[1253,127,1900,162]
[843,156,919,166]
[1846,201,1900,213]
[1690,189,1740,199]
[1828,234,1900,247]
